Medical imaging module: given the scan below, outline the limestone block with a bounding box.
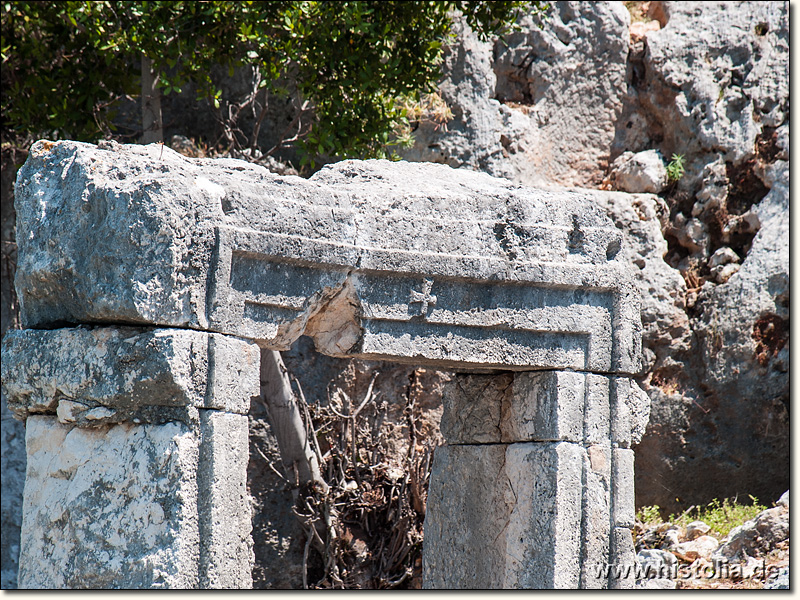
[609,527,636,590]
[440,371,585,444]
[1,326,260,424]
[609,377,651,448]
[198,411,253,589]
[583,374,610,445]
[18,416,201,589]
[609,377,632,447]
[15,141,641,374]
[506,371,584,443]
[579,444,611,589]
[424,441,583,589]
[18,413,252,589]
[611,448,635,529]
[438,373,512,444]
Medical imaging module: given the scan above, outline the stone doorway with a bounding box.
[2,141,647,588]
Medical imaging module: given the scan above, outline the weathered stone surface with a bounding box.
[439,371,648,448]
[0,147,24,590]
[1,326,260,423]
[694,165,789,411]
[579,444,611,589]
[609,150,668,194]
[19,416,201,589]
[642,2,788,165]
[609,527,636,589]
[198,411,253,589]
[0,391,24,589]
[583,190,691,375]
[764,566,789,590]
[15,140,641,374]
[636,548,677,575]
[424,442,584,589]
[673,535,718,561]
[685,520,711,540]
[403,2,631,188]
[583,374,610,446]
[439,371,582,444]
[18,413,252,589]
[611,448,635,529]
[712,495,789,563]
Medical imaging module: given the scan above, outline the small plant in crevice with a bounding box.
[666,153,686,182]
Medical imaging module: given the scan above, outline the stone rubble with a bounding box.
[609,150,668,194]
[713,491,789,563]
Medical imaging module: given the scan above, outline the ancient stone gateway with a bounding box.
[1,140,648,589]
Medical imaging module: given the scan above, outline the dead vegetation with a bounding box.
[259,354,438,589]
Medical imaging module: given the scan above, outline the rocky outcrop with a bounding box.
[713,490,789,564]
[401,1,631,188]
[625,1,789,512]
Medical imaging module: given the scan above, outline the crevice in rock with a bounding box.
[752,313,789,368]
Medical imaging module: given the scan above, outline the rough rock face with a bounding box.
[402,1,631,187]
[626,2,789,512]
[713,490,789,563]
[639,2,788,167]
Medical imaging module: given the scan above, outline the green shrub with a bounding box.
[1,1,549,167]
[666,153,686,182]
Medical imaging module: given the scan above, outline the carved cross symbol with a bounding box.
[409,279,437,317]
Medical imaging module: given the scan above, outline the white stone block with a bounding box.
[18,416,201,589]
[17,414,253,589]
[580,444,611,589]
[440,371,586,444]
[424,441,583,589]
[583,374,611,445]
[198,411,253,589]
[612,448,636,528]
[609,527,636,589]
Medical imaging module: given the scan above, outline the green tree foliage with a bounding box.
[1,1,548,166]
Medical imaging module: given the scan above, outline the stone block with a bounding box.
[583,374,611,445]
[440,371,586,444]
[18,414,253,589]
[609,527,636,590]
[612,448,636,529]
[14,141,641,374]
[580,444,611,589]
[609,377,632,447]
[424,441,583,589]
[18,416,201,589]
[438,373,512,444]
[198,411,253,589]
[1,327,260,424]
[506,371,584,443]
